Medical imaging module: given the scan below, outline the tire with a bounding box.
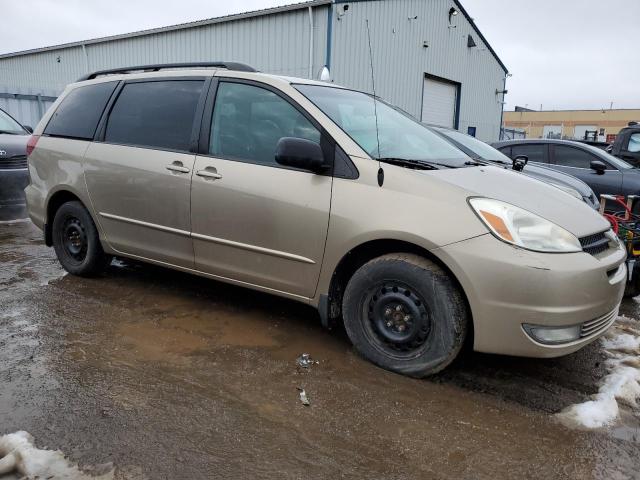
[52,200,109,276]
[342,253,468,377]
[624,262,640,298]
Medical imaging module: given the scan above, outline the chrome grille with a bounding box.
[0,155,28,170]
[580,308,618,338]
[579,231,609,256]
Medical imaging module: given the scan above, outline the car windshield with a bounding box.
[581,143,633,170]
[294,84,470,166]
[0,109,26,134]
[433,127,510,163]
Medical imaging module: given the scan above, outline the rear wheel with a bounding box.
[342,253,468,377]
[52,201,109,276]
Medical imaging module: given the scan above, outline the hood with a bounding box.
[0,133,29,157]
[425,165,610,238]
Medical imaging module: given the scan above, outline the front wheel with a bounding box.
[52,201,109,276]
[342,253,468,377]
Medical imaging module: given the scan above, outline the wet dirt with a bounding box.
[1,221,640,479]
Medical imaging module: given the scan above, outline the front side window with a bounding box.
[105,80,204,152]
[45,81,117,140]
[629,133,640,153]
[209,82,321,166]
[553,145,602,169]
[294,84,468,166]
[510,144,547,164]
[0,109,25,134]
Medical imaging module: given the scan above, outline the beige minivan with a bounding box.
[26,62,626,377]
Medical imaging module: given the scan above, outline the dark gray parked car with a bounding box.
[493,139,640,211]
[0,108,31,220]
[429,127,600,209]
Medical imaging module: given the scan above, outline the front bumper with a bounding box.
[0,168,28,205]
[434,233,626,358]
[0,169,29,220]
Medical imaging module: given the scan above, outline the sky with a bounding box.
[1,0,638,111]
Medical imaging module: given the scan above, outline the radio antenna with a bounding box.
[365,19,384,186]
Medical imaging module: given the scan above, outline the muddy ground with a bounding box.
[1,220,639,479]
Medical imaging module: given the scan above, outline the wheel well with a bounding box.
[326,239,473,342]
[45,191,83,246]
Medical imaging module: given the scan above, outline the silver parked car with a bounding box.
[0,108,31,220]
[25,63,626,376]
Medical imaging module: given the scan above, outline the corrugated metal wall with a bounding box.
[0,87,57,129]
[330,0,506,141]
[0,4,329,128]
[0,0,506,141]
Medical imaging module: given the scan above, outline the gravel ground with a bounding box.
[1,220,639,479]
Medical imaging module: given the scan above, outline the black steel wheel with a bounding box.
[343,253,468,377]
[61,216,88,263]
[52,200,109,276]
[365,282,432,358]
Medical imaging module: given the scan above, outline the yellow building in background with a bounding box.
[503,108,640,142]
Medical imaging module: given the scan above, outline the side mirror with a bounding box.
[590,160,606,174]
[512,155,528,172]
[590,160,607,175]
[275,137,327,173]
[23,125,33,134]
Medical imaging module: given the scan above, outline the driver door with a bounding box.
[190,80,333,298]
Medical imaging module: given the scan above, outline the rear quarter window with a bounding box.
[44,81,118,140]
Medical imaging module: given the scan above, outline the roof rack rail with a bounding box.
[77,62,256,81]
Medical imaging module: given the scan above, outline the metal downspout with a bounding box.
[325,2,333,70]
[499,75,507,140]
[308,6,314,79]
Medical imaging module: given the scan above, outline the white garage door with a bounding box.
[421,77,457,128]
[574,125,598,140]
[543,125,562,139]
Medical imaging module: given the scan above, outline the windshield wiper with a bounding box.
[377,157,439,170]
[0,130,21,135]
[377,158,457,170]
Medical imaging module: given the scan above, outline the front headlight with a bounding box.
[549,183,582,201]
[469,198,582,253]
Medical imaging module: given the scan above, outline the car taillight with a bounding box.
[26,135,40,157]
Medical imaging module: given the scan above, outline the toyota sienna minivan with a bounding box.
[25,63,626,377]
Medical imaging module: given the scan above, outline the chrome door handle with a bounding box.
[196,169,222,180]
[166,162,190,174]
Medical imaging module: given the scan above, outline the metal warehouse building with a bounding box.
[0,0,507,141]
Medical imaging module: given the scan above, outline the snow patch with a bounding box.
[39,269,68,287]
[0,218,29,225]
[0,431,113,479]
[111,258,127,268]
[557,321,640,429]
[1,307,26,319]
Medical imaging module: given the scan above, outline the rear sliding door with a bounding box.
[84,78,207,267]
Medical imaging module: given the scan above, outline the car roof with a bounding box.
[492,139,594,148]
[69,67,344,91]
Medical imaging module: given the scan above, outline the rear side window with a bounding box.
[511,144,547,163]
[105,80,204,152]
[628,133,640,153]
[44,81,117,140]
